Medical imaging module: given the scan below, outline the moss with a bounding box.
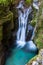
[34,17,43,49]
[0,0,11,6]
[34,20,43,49]
[30,19,36,27]
[36,38,42,49]
[35,29,43,49]
[25,0,33,7]
[0,11,14,41]
[0,0,12,16]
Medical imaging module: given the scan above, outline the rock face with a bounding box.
[0,11,14,65]
[0,1,20,65]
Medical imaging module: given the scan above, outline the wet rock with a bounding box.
[26,25,34,41]
[28,12,34,22]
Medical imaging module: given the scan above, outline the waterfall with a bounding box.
[15,0,38,52]
[5,1,39,65]
[16,1,32,47]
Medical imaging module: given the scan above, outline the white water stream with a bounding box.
[16,0,38,50]
[16,1,32,47]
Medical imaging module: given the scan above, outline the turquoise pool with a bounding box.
[5,47,36,65]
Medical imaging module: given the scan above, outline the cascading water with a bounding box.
[16,1,33,47]
[16,0,38,52]
[5,1,39,65]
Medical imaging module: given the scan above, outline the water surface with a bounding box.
[5,45,36,65]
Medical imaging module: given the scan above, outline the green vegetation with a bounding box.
[30,18,37,27]
[35,21,43,49]
[0,0,43,65]
[0,0,10,6]
[27,0,43,64]
[34,1,43,49]
[25,0,32,4]
[0,11,14,41]
[25,0,33,7]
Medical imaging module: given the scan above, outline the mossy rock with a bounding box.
[11,0,20,6]
[30,18,37,27]
[0,11,14,42]
[0,0,12,15]
[25,0,33,7]
[35,31,43,49]
[34,21,43,49]
[0,0,11,6]
[35,38,42,49]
